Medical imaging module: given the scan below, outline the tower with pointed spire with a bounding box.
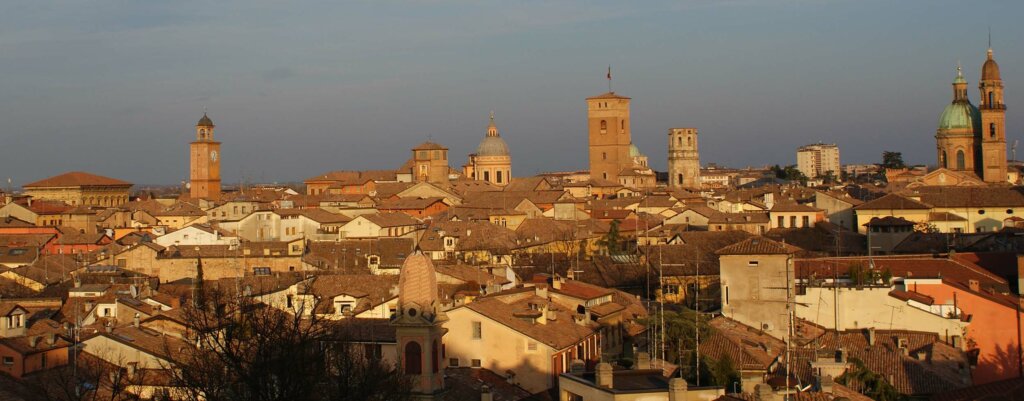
[391,251,447,398]
[979,46,1008,182]
[463,112,512,186]
[190,113,222,201]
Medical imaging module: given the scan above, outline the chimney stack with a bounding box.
[636,352,651,370]
[595,362,613,388]
[668,378,688,401]
[28,336,39,348]
[480,385,492,401]
[133,314,140,328]
[47,333,56,346]
[968,279,980,292]
[569,359,586,374]
[867,327,876,346]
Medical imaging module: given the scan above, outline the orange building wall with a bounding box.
[914,282,1023,384]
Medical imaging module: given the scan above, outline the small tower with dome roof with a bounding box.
[392,250,447,398]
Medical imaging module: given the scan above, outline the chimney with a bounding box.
[916,350,928,361]
[480,385,492,401]
[668,377,688,401]
[635,352,651,370]
[867,327,876,346]
[569,359,586,374]
[818,375,835,394]
[133,315,140,328]
[105,325,113,333]
[553,275,563,290]
[47,333,56,346]
[968,279,980,292]
[28,336,39,348]
[754,384,777,401]
[595,362,613,388]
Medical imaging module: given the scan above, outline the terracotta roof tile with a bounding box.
[24,171,131,188]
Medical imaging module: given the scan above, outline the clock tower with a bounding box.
[190,113,222,201]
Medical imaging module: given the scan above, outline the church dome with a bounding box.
[982,49,1001,81]
[398,251,438,310]
[476,136,509,157]
[629,143,642,157]
[938,101,981,132]
[197,113,214,127]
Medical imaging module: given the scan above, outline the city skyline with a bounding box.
[1,0,1022,186]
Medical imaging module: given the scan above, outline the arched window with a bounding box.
[989,92,995,107]
[990,123,997,138]
[602,152,607,160]
[956,150,966,170]
[483,171,490,182]
[677,173,684,185]
[496,170,503,183]
[600,120,607,133]
[677,137,682,147]
[688,136,692,147]
[940,151,947,168]
[404,341,422,374]
[432,340,439,373]
[620,120,625,131]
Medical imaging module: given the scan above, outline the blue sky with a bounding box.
[1,0,1022,186]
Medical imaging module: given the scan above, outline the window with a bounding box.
[978,210,986,215]
[2,357,12,365]
[496,170,503,184]
[956,150,966,170]
[725,286,730,305]
[1007,209,1014,214]
[620,120,625,131]
[286,295,294,308]
[602,152,607,160]
[449,358,460,367]
[989,92,995,107]
[404,342,422,374]
[471,359,482,368]
[790,216,797,228]
[802,216,809,227]
[748,260,759,267]
[677,173,683,185]
[677,137,682,147]
[688,136,692,146]
[777,216,785,227]
[472,321,482,339]
[600,120,607,133]
[527,341,538,351]
[483,171,490,182]
[990,123,997,138]
[432,340,439,373]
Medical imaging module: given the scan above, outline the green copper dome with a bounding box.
[938,101,981,131]
[629,143,643,157]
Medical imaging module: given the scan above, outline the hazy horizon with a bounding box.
[2,0,1022,187]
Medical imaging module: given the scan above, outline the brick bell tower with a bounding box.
[979,46,1008,183]
[189,113,222,201]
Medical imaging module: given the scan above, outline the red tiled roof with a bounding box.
[23,171,131,188]
[716,236,802,255]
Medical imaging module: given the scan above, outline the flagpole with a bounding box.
[607,65,612,93]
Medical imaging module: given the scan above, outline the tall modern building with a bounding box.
[796,143,840,179]
[667,128,701,189]
[935,47,1008,183]
[189,113,222,201]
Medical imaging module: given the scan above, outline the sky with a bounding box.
[1,0,1022,187]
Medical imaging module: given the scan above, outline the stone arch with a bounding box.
[404,341,422,374]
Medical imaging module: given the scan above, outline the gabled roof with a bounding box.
[23,171,132,188]
[716,236,802,255]
[361,212,422,228]
[854,193,931,210]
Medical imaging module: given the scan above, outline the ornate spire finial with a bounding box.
[957,61,962,77]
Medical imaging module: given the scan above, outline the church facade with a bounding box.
[935,48,1008,183]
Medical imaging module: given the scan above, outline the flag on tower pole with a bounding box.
[607,65,612,92]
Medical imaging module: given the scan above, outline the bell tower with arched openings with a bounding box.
[190,113,222,201]
[392,251,447,398]
[979,46,1008,183]
[668,128,700,189]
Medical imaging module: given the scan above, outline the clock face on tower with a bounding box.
[210,150,218,162]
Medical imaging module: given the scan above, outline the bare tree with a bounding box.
[168,288,411,401]
[9,353,145,401]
